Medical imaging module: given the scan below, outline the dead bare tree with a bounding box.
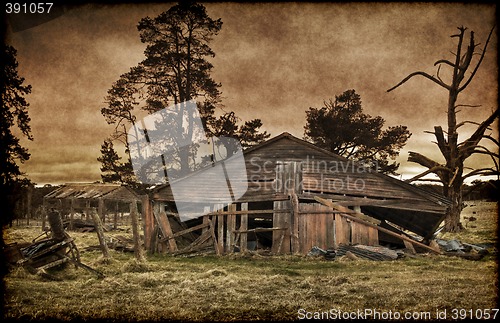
[387,25,499,232]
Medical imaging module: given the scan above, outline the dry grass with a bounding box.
[2,201,498,321]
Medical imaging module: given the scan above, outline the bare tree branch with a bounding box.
[387,71,451,92]
[459,108,499,159]
[483,134,499,147]
[463,167,500,179]
[456,120,485,129]
[404,165,452,183]
[459,25,496,92]
[408,151,441,169]
[433,126,450,160]
[434,59,455,68]
[408,178,444,184]
[455,104,482,108]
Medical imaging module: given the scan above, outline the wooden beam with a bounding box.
[234,227,287,234]
[160,222,210,241]
[315,196,381,225]
[154,204,177,252]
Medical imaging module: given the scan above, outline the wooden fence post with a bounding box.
[141,195,153,251]
[226,204,236,253]
[130,200,146,262]
[69,197,75,231]
[98,197,105,225]
[90,207,111,260]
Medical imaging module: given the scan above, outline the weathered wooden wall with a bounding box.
[147,200,378,256]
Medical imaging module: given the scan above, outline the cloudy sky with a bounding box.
[5,1,498,185]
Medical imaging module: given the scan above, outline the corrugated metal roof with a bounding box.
[44,183,140,200]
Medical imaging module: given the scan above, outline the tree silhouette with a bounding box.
[100,2,268,183]
[388,26,499,232]
[304,89,411,174]
[1,44,33,225]
[97,140,135,184]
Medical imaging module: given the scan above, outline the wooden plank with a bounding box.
[325,199,335,250]
[226,204,236,253]
[318,203,327,249]
[305,204,314,253]
[160,222,210,241]
[209,218,220,256]
[154,204,178,252]
[335,215,349,246]
[282,201,291,254]
[298,206,307,254]
[240,203,248,253]
[234,227,287,234]
[202,207,210,235]
[367,226,379,246]
[272,201,282,254]
[216,204,224,254]
[290,191,300,254]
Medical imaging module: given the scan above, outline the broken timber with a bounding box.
[315,196,441,254]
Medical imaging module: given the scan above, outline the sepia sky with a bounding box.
[4,1,498,185]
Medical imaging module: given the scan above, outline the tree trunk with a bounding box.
[444,179,464,232]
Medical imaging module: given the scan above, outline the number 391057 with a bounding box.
[6,3,53,14]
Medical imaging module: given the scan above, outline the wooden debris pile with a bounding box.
[6,209,104,279]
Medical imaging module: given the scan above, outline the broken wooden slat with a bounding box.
[154,205,178,252]
[209,218,220,256]
[160,222,210,241]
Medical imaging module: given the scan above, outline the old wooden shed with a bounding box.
[43,183,143,230]
[145,133,449,255]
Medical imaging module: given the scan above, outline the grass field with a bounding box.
[2,201,498,321]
